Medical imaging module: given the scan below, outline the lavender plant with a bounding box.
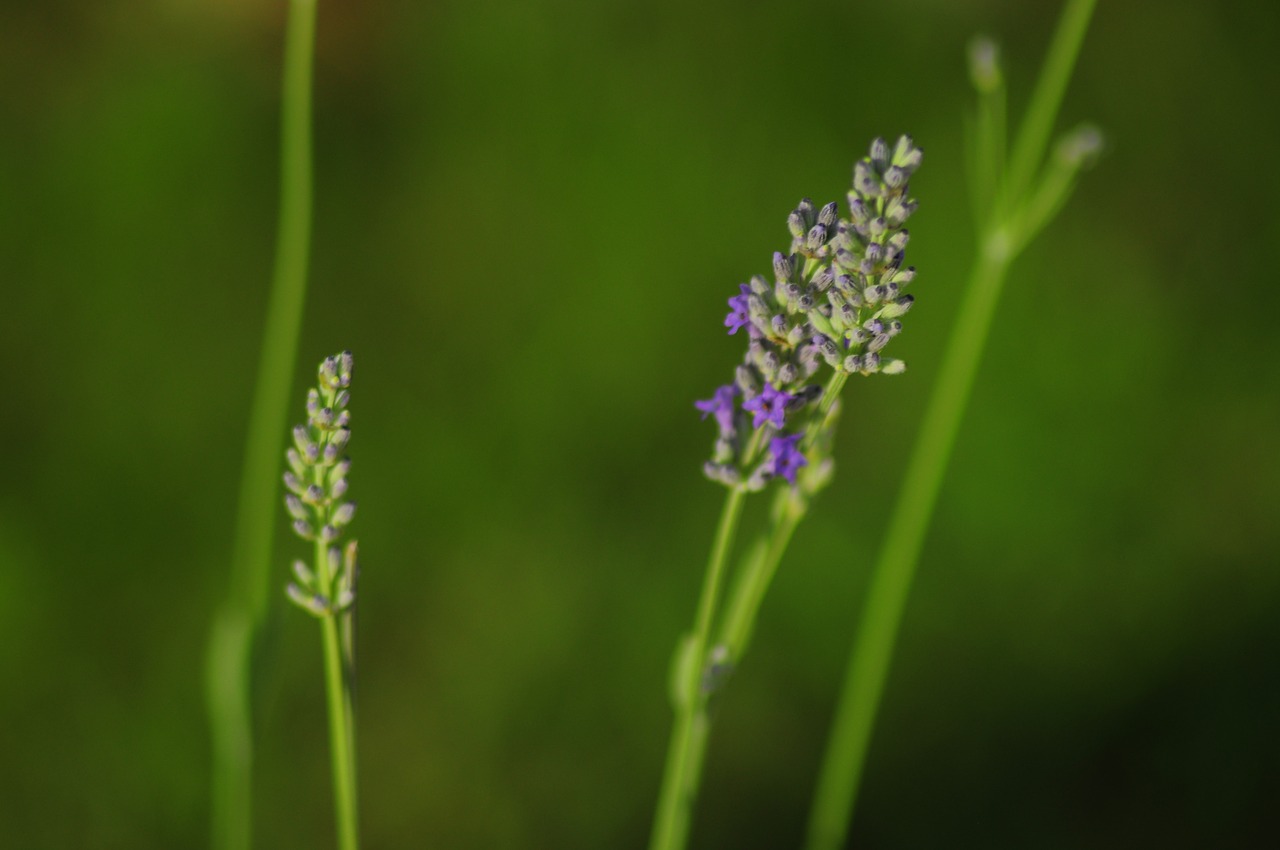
[283,351,361,850]
[650,136,924,850]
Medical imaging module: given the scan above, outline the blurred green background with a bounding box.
[2,0,1277,847]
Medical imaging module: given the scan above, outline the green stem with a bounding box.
[718,486,805,660]
[317,539,360,850]
[804,246,1010,850]
[206,1,317,848]
[804,5,1096,846]
[1003,0,1097,210]
[650,483,749,850]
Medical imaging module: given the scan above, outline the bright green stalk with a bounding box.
[1002,0,1098,210]
[804,3,1098,849]
[650,484,748,850]
[315,538,359,850]
[206,2,317,848]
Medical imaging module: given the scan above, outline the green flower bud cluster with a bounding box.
[283,351,359,617]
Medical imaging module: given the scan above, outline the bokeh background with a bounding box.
[2,0,1277,847]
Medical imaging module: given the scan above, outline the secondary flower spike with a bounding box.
[694,136,923,491]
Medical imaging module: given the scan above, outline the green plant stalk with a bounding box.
[315,537,360,850]
[206,1,318,848]
[804,247,1010,850]
[1002,0,1097,212]
[651,353,852,850]
[650,484,748,850]
[804,3,1096,848]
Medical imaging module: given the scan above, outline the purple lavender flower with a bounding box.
[724,283,752,335]
[767,432,808,485]
[742,382,794,430]
[695,383,739,437]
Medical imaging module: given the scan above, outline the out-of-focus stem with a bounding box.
[206,2,317,848]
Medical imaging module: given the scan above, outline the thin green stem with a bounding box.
[206,1,317,848]
[805,247,1010,850]
[804,4,1096,846]
[316,538,360,850]
[718,486,805,660]
[650,482,749,850]
[1003,0,1097,208]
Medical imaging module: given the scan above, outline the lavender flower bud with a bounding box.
[869,137,889,168]
[818,201,839,228]
[304,442,320,464]
[304,484,325,505]
[968,37,1001,93]
[878,295,914,319]
[843,354,862,373]
[886,229,910,255]
[787,211,807,239]
[819,338,842,367]
[883,165,907,190]
[306,389,320,418]
[332,477,349,500]
[806,224,828,252]
[862,352,881,373]
[322,443,340,465]
[292,519,314,540]
[735,365,761,398]
[749,274,771,295]
[285,494,308,521]
[283,471,305,495]
[335,410,351,428]
[330,429,351,450]
[885,196,918,227]
[329,458,351,486]
[1057,124,1104,169]
[334,390,350,410]
[293,425,312,456]
[799,346,822,377]
[853,161,879,197]
[811,265,834,291]
[786,324,808,347]
[319,525,339,544]
[319,356,339,388]
[867,333,891,354]
[889,266,916,286]
[847,196,869,225]
[777,362,798,385]
[331,502,357,528]
[771,315,788,336]
[891,135,923,173]
[292,559,314,586]
[773,251,796,283]
[338,351,354,386]
[880,358,907,375]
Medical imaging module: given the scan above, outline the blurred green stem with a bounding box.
[804,2,1096,848]
[650,484,747,850]
[315,538,360,850]
[206,1,317,849]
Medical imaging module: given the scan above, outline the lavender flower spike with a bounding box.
[742,382,794,430]
[767,432,808,485]
[695,384,739,437]
[724,283,753,335]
